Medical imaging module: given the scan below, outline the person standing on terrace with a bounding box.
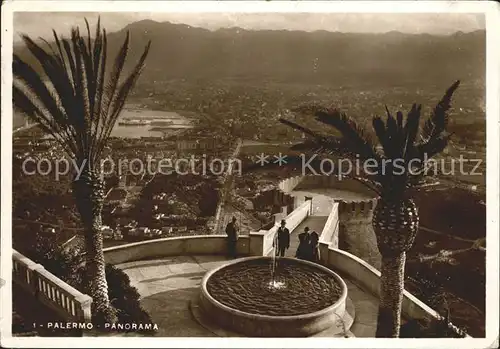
[309,230,320,263]
[274,219,290,257]
[296,226,311,260]
[225,216,239,259]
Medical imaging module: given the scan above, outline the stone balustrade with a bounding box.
[314,208,465,332]
[11,180,464,336]
[104,230,452,333]
[317,240,443,327]
[12,249,92,322]
[103,200,313,264]
[104,235,251,265]
[327,247,447,325]
[319,202,340,249]
[250,199,312,256]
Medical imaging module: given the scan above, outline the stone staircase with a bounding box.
[285,216,329,257]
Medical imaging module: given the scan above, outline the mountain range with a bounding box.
[15,20,486,86]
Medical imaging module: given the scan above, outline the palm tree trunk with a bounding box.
[73,169,117,323]
[82,210,117,323]
[375,252,406,337]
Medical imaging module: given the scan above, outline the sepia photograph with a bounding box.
[1,1,498,348]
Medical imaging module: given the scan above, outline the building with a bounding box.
[101,226,123,241]
[175,137,217,151]
[162,227,174,234]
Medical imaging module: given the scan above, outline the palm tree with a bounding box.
[13,18,151,323]
[279,81,460,337]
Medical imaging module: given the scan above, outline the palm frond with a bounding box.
[400,110,410,156]
[58,29,86,157]
[13,18,151,172]
[351,176,382,196]
[52,30,72,87]
[77,28,95,158]
[84,18,93,62]
[396,111,403,130]
[279,118,372,161]
[384,105,401,157]
[72,28,92,159]
[243,150,382,195]
[102,31,130,119]
[95,30,131,159]
[38,37,57,56]
[421,80,460,142]
[279,118,320,138]
[403,104,422,161]
[12,54,78,155]
[89,21,107,159]
[13,83,74,156]
[417,133,452,159]
[61,37,78,91]
[95,40,151,162]
[372,117,388,150]
[315,109,380,162]
[18,35,79,142]
[279,118,329,154]
[13,83,54,134]
[290,138,359,160]
[289,140,324,152]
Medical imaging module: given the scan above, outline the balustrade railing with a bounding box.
[319,202,340,247]
[12,249,92,322]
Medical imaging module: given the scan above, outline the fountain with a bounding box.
[268,234,285,289]
[199,255,350,337]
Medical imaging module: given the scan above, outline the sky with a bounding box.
[13,12,485,41]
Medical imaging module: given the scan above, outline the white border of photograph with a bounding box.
[1,1,498,348]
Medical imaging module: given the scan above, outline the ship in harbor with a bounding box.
[118,119,149,126]
[150,120,175,126]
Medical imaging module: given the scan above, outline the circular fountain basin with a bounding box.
[200,256,348,337]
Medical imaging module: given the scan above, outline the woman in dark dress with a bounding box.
[309,230,320,263]
[295,227,311,260]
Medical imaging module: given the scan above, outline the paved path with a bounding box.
[213,138,242,234]
[118,255,227,336]
[117,254,382,337]
[343,278,379,337]
[285,216,328,257]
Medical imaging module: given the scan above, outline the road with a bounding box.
[212,138,243,234]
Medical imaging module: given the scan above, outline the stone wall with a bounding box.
[338,199,381,269]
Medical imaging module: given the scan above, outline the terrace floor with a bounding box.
[117,254,380,337]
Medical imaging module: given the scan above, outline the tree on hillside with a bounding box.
[279,81,460,337]
[13,18,151,323]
